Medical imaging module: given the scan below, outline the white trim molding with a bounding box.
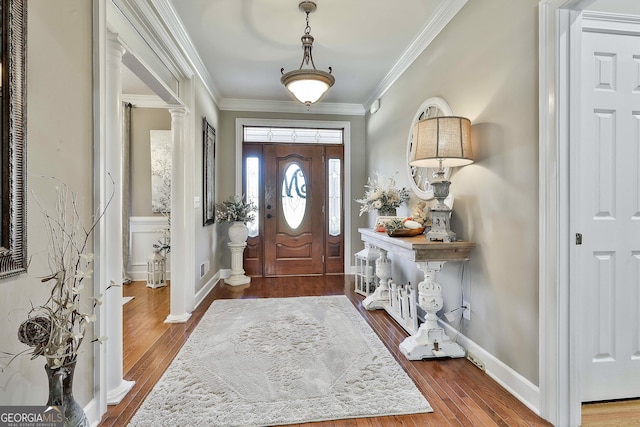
[150,0,222,104]
[193,272,222,310]
[364,0,468,111]
[440,321,541,415]
[235,118,352,275]
[537,2,639,426]
[127,216,172,281]
[539,2,579,425]
[220,98,365,116]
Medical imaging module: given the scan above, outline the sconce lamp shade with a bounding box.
[281,68,335,106]
[409,116,474,168]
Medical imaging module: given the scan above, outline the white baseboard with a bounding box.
[84,398,99,427]
[439,320,541,415]
[194,270,222,310]
[127,270,171,282]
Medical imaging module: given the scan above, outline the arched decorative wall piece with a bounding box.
[0,0,27,279]
[406,97,452,200]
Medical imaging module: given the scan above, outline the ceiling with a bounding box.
[123,0,466,111]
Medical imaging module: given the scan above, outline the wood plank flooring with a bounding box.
[582,399,640,426]
[100,276,554,426]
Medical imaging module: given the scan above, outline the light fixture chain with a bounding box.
[305,11,311,35]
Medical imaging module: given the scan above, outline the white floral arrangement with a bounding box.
[215,195,257,224]
[355,172,410,216]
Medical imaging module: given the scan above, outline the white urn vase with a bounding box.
[228,221,249,244]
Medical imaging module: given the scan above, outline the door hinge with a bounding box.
[322,255,325,263]
[576,233,582,245]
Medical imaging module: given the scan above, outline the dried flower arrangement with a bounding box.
[4,179,113,370]
[355,171,410,216]
[214,195,257,224]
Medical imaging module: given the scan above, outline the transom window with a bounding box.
[243,126,343,144]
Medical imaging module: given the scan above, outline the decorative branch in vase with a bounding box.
[2,177,114,427]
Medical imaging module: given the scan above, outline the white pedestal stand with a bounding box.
[225,242,251,286]
[399,261,465,360]
[362,249,391,310]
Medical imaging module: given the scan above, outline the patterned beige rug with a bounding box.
[128,295,432,426]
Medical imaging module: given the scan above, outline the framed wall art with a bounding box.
[203,117,216,225]
[0,0,27,279]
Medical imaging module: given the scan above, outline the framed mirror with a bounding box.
[0,0,27,279]
[406,96,453,200]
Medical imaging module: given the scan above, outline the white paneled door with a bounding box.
[576,14,640,402]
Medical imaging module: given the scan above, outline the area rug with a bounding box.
[128,295,432,427]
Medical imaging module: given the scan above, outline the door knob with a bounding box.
[266,213,272,219]
[267,204,272,209]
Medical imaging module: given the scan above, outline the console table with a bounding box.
[358,228,475,360]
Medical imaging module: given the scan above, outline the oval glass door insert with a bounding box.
[281,163,307,229]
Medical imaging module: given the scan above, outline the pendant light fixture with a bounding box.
[281,1,334,108]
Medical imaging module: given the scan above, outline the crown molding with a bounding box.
[150,0,222,105]
[113,0,189,80]
[364,0,468,111]
[219,98,366,116]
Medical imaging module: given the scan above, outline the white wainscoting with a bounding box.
[128,216,171,281]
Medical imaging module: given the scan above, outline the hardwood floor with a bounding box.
[100,276,552,426]
[582,399,640,426]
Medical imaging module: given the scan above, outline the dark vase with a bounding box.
[45,361,89,427]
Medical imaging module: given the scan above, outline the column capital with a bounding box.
[106,31,126,60]
[168,106,188,118]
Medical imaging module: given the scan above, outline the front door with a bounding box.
[264,144,324,276]
[243,134,344,277]
[575,15,640,402]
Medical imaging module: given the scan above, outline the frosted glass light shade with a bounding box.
[281,68,335,106]
[409,116,474,168]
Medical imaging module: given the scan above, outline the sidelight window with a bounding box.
[245,156,260,237]
[328,159,341,236]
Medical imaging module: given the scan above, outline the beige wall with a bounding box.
[194,79,221,293]
[0,0,94,405]
[130,107,171,217]
[218,110,367,269]
[366,0,540,383]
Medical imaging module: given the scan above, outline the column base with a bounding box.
[164,312,192,323]
[225,275,251,286]
[106,379,135,405]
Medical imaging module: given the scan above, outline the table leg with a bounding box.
[399,261,465,359]
[362,248,391,310]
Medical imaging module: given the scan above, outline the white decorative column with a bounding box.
[165,107,192,323]
[399,261,466,360]
[105,32,134,405]
[225,242,251,286]
[362,248,391,310]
